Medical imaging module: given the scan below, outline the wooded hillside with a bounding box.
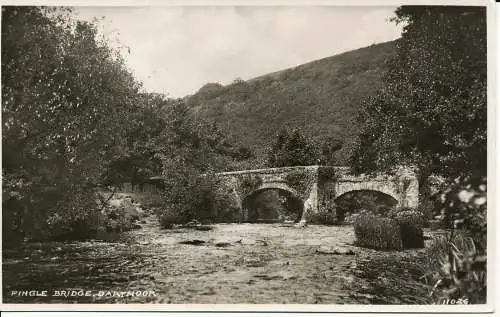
[185,40,397,169]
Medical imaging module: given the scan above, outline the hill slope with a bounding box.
[185,40,397,169]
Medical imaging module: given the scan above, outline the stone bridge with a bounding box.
[213,165,419,224]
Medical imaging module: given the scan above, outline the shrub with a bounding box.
[157,169,241,226]
[211,186,243,223]
[100,198,142,233]
[157,208,189,229]
[388,207,425,225]
[156,168,207,227]
[2,179,104,242]
[354,214,402,250]
[426,231,485,304]
[417,198,436,227]
[428,175,487,304]
[397,217,425,249]
[389,207,425,249]
[43,187,103,241]
[308,210,338,225]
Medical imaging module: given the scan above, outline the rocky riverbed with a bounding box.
[3,211,438,304]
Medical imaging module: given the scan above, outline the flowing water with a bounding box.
[3,213,436,304]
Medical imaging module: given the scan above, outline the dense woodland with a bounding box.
[2,6,487,303]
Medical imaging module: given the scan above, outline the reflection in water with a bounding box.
[242,189,303,222]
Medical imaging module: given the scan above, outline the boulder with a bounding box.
[315,246,355,255]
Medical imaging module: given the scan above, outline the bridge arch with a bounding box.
[334,189,398,205]
[245,182,301,202]
[335,181,400,206]
[333,189,399,221]
[204,165,418,223]
[242,183,304,222]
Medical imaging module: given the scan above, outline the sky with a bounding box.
[74,6,403,98]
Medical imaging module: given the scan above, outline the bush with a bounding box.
[210,186,243,223]
[308,210,338,225]
[157,208,189,229]
[428,175,487,304]
[100,197,142,233]
[40,187,102,241]
[354,214,402,250]
[389,207,425,249]
[425,231,486,304]
[2,182,101,242]
[397,217,425,249]
[388,207,425,225]
[157,169,241,226]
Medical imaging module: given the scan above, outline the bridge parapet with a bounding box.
[160,165,419,223]
[214,165,320,177]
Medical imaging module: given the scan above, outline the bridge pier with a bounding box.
[300,182,318,224]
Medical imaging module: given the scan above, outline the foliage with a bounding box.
[100,93,169,187]
[157,169,242,227]
[395,215,425,249]
[284,169,315,199]
[237,174,263,197]
[1,7,241,240]
[348,6,487,303]
[244,191,283,222]
[2,7,141,241]
[426,231,486,304]
[156,168,208,227]
[266,129,343,168]
[267,128,320,167]
[157,208,189,229]
[317,166,339,184]
[388,207,426,228]
[336,190,398,221]
[134,97,250,227]
[350,6,486,180]
[308,209,338,225]
[428,175,487,303]
[210,188,243,223]
[186,41,395,168]
[319,137,343,165]
[435,175,486,250]
[354,214,403,250]
[205,177,242,223]
[382,208,425,248]
[103,93,252,188]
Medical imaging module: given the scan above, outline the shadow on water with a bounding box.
[2,229,159,303]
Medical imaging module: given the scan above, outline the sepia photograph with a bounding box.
[1,0,494,311]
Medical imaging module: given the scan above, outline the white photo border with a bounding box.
[0,0,496,313]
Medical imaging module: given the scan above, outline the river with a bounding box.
[3,212,435,304]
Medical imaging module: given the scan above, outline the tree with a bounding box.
[350,6,486,180]
[267,128,342,167]
[149,99,251,225]
[348,6,487,304]
[319,137,343,165]
[267,128,320,167]
[2,7,141,241]
[101,93,176,188]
